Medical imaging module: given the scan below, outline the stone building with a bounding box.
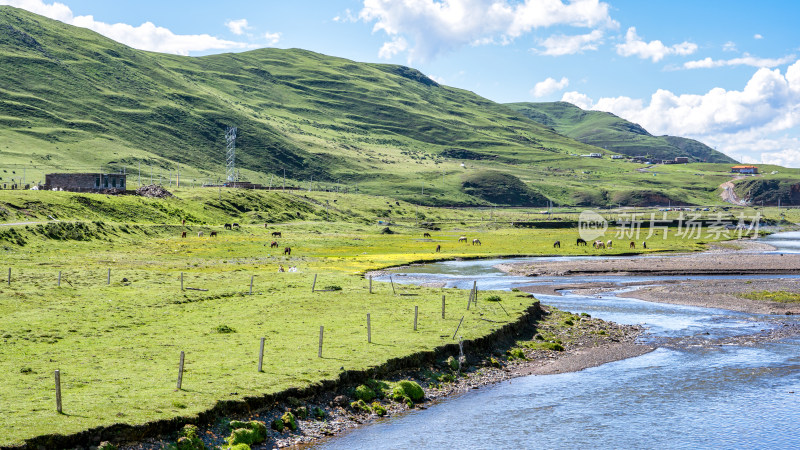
[44,173,127,192]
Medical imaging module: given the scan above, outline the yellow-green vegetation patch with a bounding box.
[739,290,800,303]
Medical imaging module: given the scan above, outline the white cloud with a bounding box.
[615,27,697,62]
[225,19,250,36]
[565,60,800,166]
[683,54,795,70]
[1,0,251,55]
[537,29,603,56]
[561,91,594,110]
[359,0,617,62]
[263,31,281,46]
[532,76,569,97]
[723,41,737,52]
[754,33,764,40]
[378,36,408,59]
[333,8,358,23]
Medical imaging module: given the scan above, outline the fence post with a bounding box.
[7,267,10,286]
[176,351,185,390]
[390,275,396,295]
[54,370,62,413]
[107,268,111,285]
[369,275,372,294]
[414,306,418,331]
[367,313,371,343]
[258,337,265,372]
[58,271,61,287]
[442,295,446,319]
[181,272,184,291]
[250,275,254,295]
[318,326,324,358]
[312,274,317,293]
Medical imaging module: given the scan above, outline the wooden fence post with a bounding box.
[414,306,418,331]
[258,337,265,372]
[107,268,111,285]
[369,275,372,294]
[54,369,62,413]
[7,267,10,286]
[180,272,184,291]
[367,313,371,343]
[390,275,396,295]
[442,295,446,319]
[250,275,254,295]
[318,326,324,358]
[58,271,61,287]
[452,315,465,340]
[176,351,185,390]
[473,281,478,306]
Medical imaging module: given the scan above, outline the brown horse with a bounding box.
[210,231,217,237]
[272,231,282,238]
[270,241,279,248]
[232,223,240,229]
[181,231,187,238]
[553,240,561,248]
[284,247,291,255]
[423,232,432,238]
[577,238,587,246]
[435,244,441,252]
[224,223,232,230]
[629,241,636,249]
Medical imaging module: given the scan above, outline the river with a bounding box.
[316,233,800,449]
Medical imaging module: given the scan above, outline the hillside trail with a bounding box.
[720,176,748,206]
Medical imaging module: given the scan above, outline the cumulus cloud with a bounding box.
[562,60,800,166]
[225,19,250,36]
[723,41,737,52]
[536,29,604,56]
[359,0,617,61]
[1,0,251,55]
[616,27,697,62]
[754,33,764,40]
[683,54,795,70]
[531,76,569,97]
[378,36,408,59]
[263,31,281,46]
[561,91,594,109]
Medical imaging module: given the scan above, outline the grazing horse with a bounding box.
[629,241,636,249]
[577,238,587,246]
[423,232,431,238]
[606,240,613,248]
[210,231,218,237]
[181,231,187,238]
[642,241,647,249]
[553,240,561,248]
[593,240,605,249]
[265,223,269,228]
[458,236,467,243]
[232,223,240,229]
[284,247,291,256]
[182,219,185,226]
[270,241,279,248]
[272,231,282,238]
[197,231,204,237]
[472,238,481,246]
[224,223,232,230]
[435,244,441,252]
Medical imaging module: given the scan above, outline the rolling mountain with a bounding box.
[506,101,737,163]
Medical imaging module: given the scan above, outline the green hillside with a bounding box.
[2,6,788,208]
[506,101,737,163]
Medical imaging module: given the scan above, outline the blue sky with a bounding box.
[3,0,800,167]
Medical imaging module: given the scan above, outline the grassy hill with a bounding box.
[506,101,737,163]
[3,6,793,208]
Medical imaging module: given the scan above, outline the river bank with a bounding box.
[121,305,649,449]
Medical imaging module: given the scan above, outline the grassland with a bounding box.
[0,186,767,446]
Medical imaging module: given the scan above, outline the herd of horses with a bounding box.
[180,223,291,255]
[567,238,646,249]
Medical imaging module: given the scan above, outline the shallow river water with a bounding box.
[316,234,800,449]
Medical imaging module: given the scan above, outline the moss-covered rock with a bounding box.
[506,348,526,360]
[353,384,376,402]
[271,418,284,432]
[371,402,387,416]
[350,399,370,412]
[175,424,204,450]
[281,411,298,431]
[227,420,267,446]
[446,356,459,371]
[294,406,308,420]
[311,406,326,420]
[392,380,424,403]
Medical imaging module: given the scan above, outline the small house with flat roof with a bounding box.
[45,173,127,192]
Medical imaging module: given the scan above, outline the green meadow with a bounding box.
[0,188,773,445]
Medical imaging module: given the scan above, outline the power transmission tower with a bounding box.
[226,126,237,182]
